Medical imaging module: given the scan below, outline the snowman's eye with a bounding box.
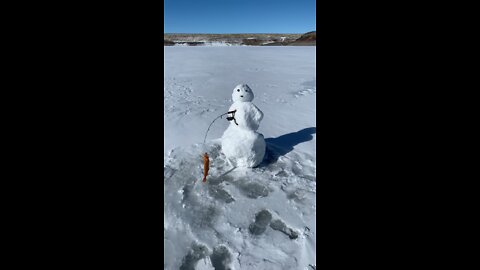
[245,90,248,92]
[237,89,240,92]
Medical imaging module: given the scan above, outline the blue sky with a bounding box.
[164,0,316,34]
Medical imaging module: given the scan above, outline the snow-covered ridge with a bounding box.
[173,41,238,47]
[164,32,315,46]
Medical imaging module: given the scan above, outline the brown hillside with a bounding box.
[289,31,316,45]
[164,39,175,46]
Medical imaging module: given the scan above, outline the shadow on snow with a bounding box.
[260,127,316,166]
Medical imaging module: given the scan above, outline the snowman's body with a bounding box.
[221,84,266,168]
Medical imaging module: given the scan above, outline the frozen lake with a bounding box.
[164,46,316,270]
[164,46,316,160]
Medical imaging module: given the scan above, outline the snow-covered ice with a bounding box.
[164,46,316,270]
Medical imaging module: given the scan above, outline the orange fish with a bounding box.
[202,152,209,182]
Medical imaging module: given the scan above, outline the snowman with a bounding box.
[221,84,266,168]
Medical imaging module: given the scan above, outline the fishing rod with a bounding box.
[200,110,237,184]
[202,110,237,144]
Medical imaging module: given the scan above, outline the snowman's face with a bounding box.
[232,84,254,103]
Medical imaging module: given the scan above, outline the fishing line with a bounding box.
[202,112,229,144]
[198,111,228,185]
[201,110,237,184]
[202,110,238,145]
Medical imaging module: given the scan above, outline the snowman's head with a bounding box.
[232,84,254,103]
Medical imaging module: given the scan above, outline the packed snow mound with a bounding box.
[164,140,316,270]
[221,128,265,168]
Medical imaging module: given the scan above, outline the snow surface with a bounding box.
[173,42,238,47]
[164,46,316,270]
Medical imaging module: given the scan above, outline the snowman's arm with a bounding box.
[252,104,264,122]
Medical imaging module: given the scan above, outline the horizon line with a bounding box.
[164,31,315,35]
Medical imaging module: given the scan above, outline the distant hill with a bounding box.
[163,31,316,46]
[289,31,316,45]
[164,39,175,46]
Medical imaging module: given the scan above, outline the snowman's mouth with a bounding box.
[240,95,244,98]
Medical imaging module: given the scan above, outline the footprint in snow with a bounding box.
[293,88,316,98]
[235,180,269,199]
[179,242,209,270]
[210,245,233,270]
[270,219,299,239]
[179,243,233,270]
[248,209,272,235]
[248,209,299,239]
[208,184,235,203]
